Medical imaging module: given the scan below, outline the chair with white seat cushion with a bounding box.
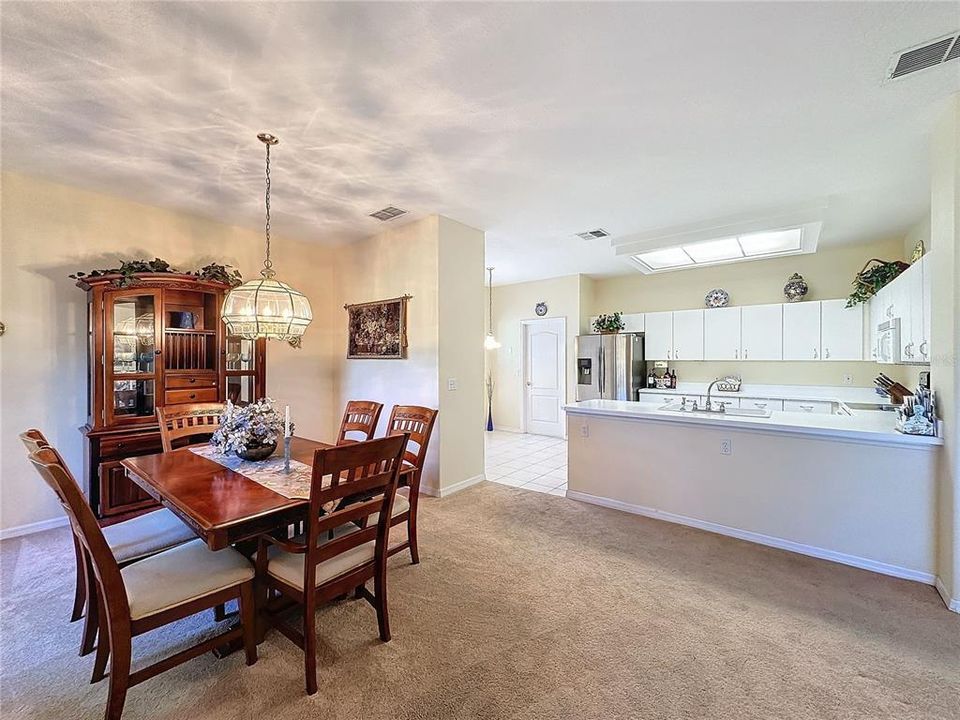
[256,434,409,696]
[18,430,196,659]
[28,447,257,720]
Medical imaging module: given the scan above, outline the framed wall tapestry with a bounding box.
[344,295,411,359]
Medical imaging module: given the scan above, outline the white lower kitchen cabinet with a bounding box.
[644,311,673,360]
[703,307,741,360]
[783,399,834,414]
[782,301,821,361]
[740,304,783,360]
[672,309,704,361]
[820,299,864,361]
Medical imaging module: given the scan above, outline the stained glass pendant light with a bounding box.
[222,133,313,341]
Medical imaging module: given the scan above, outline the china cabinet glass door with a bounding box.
[105,290,162,425]
[225,336,262,404]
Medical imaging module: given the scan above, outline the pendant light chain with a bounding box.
[262,141,274,278]
[487,267,494,335]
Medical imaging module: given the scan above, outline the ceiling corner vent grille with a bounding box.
[576,228,610,241]
[369,206,406,221]
[888,32,959,79]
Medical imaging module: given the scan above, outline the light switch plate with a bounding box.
[447,378,458,391]
[720,439,732,455]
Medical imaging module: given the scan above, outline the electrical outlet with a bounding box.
[842,374,853,386]
[580,424,590,438]
[447,378,458,391]
[720,439,732,455]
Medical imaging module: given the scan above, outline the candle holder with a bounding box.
[283,435,292,474]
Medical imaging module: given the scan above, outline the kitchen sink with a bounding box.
[659,403,772,419]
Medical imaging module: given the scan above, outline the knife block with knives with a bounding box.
[875,373,913,405]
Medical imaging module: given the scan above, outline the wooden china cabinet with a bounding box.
[78,273,266,521]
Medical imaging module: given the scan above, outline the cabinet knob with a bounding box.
[813,348,818,359]
[189,377,196,384]
[189,393,196,400]
[825,348,830,359]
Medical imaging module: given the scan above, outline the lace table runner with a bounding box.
[189,444,314,499]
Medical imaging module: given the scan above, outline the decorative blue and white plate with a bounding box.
[704,288,729,308]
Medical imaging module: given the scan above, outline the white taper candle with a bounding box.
[284,405,291,437]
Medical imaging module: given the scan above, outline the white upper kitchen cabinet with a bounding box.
[820,299,864,361]
[703,307,741,360]
[740,304,783,360]
[621,313,645,333]
[672,309,704,361]
[782,301,821,361]
[644,311,673,360]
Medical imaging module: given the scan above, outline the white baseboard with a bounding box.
[935,576,960,613]
[489,426,523,434]
[421,473,486,498]
[566,490,937,586]
[0,515,69,541]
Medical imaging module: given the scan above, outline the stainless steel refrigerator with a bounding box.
[575,333,646,401]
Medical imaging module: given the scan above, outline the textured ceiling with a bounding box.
[2,2,959,284]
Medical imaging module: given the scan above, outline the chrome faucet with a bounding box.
[705,378,725,413]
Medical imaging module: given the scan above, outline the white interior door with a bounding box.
[523,318,566,437]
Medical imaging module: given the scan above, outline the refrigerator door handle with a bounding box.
[598,345,604,397]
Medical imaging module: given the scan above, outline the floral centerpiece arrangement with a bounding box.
[211,398,290,461]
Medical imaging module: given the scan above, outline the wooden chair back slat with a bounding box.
[157,403,225,452]
[18,428,50,453]
[303,435,408,581]
[385,406,438,483]
[336,400,384,445]
[27,448,129,620]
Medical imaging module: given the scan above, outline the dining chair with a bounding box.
[156,403,224,452]
[28,447,258,720]
[377,405,438,565]
[18,430,195,659]
[256,434,408,695]
[335,400,383,445]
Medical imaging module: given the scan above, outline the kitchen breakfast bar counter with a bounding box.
[565,399,943,597]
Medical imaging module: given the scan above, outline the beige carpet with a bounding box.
[2,482,958,720]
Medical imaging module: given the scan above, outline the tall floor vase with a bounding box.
[485,402,494,431]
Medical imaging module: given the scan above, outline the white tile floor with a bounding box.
[484,430,568,496]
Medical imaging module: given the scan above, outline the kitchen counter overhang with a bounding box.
[566,399,942,450]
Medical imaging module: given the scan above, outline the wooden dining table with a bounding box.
[121,437,329,551]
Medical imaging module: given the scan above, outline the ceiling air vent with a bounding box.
[369,206,406,221]
[576,228,610,241]
[888,32,959,79]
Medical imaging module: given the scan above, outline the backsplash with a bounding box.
[667,360,916,388]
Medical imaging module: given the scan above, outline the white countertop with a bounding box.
[565,399,942,449]
[637,382,892,407]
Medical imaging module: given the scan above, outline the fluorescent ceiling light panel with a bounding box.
[739,228,802,256]
[633,247,694,269]
[682,237,743,263]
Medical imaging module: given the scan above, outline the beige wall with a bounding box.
[567,412,938,580]
[929,95,959,607]
[488,275,582,432]
[333,214,485,495]
[437,216,486,492]
[0,172,337,532]
[1,173,485,532]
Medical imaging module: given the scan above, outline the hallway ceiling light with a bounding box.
[484,267,501,350]
[222,133,313,342]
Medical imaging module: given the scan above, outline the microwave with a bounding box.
[877,318,901,364]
